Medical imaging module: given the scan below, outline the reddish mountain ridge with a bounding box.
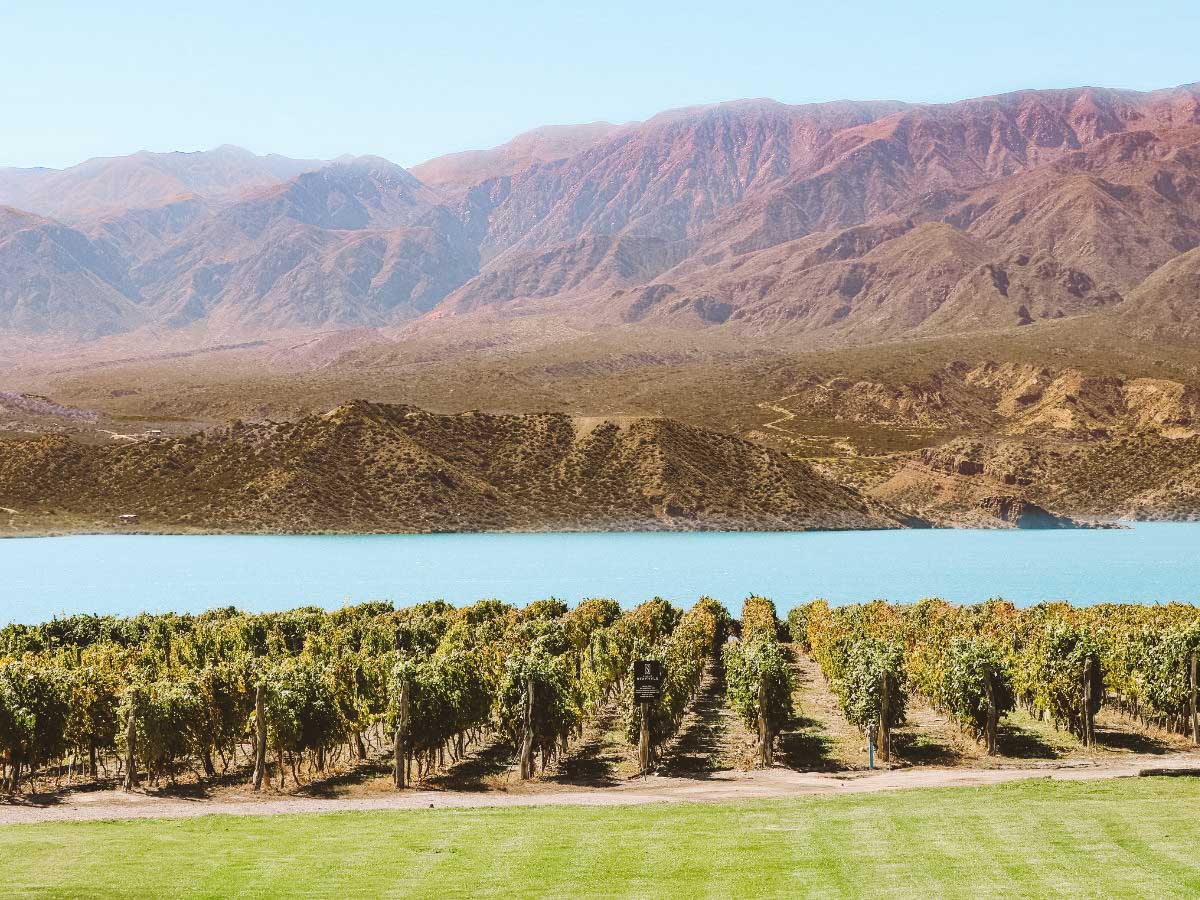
[441,85,1200,336]
[0,145,322,221]
[410,122,619,194]
[1,83,1199,345]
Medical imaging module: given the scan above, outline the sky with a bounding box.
[2,0,1198,170]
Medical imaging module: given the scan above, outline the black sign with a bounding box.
[633,660,664,703]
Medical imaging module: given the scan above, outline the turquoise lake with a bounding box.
[2,524,1199,623]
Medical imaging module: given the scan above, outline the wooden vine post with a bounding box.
[122,694,138,791]
[1190,651,1199,746]
[879,671,892,763]
[757,679,773,767]
[638,701,652,775]
[393,678,410,789]
[252,681,267,791]
[1082,655,1097,748]
[519,675,535,780]
[983,667,999,756]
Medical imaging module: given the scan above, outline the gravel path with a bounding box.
[2,754,1197,826]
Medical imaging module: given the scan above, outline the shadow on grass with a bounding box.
[892,729,966,766]
[996,722,1064,759]
[0,791,68,809]
[297,758,394,798]
[655,663,735,780]
[0,775,122,808]
[424,740,515,793]
[2,766,257,806]
[777,714,841,771]
[548,711,625,787]
[1095,726,1171,755]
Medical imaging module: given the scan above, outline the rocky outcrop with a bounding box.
[973,495,1086,529]
[871,432,1200,525]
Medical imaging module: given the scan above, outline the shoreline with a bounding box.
[0,517,1143,540]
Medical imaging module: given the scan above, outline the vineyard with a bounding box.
[790,597,1200,764]
[0,596,1198,795]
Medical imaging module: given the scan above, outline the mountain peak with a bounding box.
[332,154,402,170]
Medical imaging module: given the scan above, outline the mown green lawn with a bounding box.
[2,777,1198,898]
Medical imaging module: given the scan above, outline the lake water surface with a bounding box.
[2,524,1199,623]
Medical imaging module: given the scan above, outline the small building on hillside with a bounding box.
[117,513,139,526]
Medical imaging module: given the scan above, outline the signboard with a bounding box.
[633,660,664,703]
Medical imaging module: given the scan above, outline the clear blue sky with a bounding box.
[3,0,1197,170]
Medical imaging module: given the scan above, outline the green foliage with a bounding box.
[498,647,580,765]
[521,599,570,622]
[259,659,345,760]
[723,639,795,738]
[64,662,121,764]
[2,595,1196,794]
[0,661,70,783]
[1078,603,1200,730]
[740,596,781,643]
[787,605,813,651]
[806,601,908,734]
[193,662,253,766]
[120,680,204,781]
[900,598,1014,741]
[622,602,720,747]
[692,597,733,649]
[937,637,1015,737]
[1015,622,1104,739]
[724,595,794,756]
[1137,624,1200,722]
[389,650,493,756]
[625,598,680,647]
[839,636,907,732]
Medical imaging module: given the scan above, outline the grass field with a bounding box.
[2,777,1197,898]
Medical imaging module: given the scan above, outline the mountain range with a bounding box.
[3,82,1199,347]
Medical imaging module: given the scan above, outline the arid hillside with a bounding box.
[872,434,1200,523]
[0,401,919,534]
[9,313,1192,531]
[4,83,1200,533]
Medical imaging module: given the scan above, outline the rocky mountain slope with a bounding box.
[0,145,321,221]
[0,401,918,534]
[410,123,619,194]
[0,206,144,337]
[1118,245,1200,339]
[760,360,1200,439]
[2,83,1199,345]
[16,313,1200,528]
[872,434,1200,523]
